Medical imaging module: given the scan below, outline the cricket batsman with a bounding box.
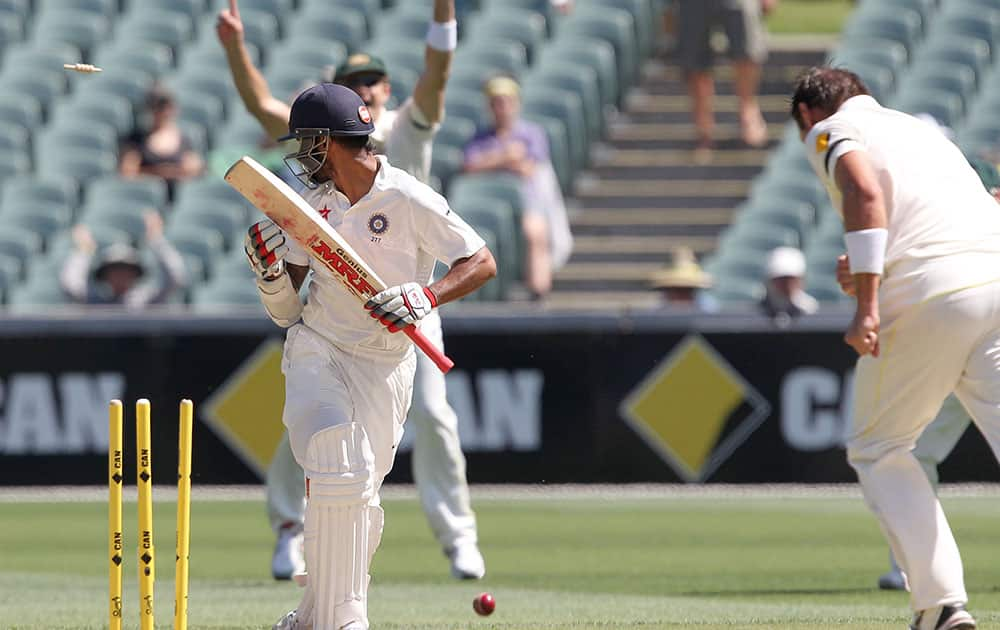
[245,83,495,630]
[794,66,1000,630]
[217,0,490,582]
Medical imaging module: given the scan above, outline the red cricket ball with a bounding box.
[473,592,496,616]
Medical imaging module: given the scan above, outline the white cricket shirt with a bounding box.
[804,95,1000,321]
[284,156,485,353]
[372,98,437,185]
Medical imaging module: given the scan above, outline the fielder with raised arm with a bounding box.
[246,83,495,630]
[793,67,1000,630]
[217,0,491,582]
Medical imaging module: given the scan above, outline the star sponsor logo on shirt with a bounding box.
[319,206,332,220]
[815,132,830,153]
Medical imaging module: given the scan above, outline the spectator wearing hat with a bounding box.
[649,246,717,311]
[60,211,188,307]
[463,76,573,299]
[760,246,817,321]
[120,85,204,187]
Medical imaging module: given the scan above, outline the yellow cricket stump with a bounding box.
[174,399,194,630]
[108,401,123,630]
[136,399,155,630]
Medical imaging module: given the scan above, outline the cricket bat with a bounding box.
[224,156,454,373]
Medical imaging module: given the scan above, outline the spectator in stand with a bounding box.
[760,246,817,323]
[463,76,573,299]
[60,211,188,307]
[120,85,204,186]
[672,0,777,163]
[649,246,717,311]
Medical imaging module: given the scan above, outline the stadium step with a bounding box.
[540,290,662,310]
[551,35,828,308]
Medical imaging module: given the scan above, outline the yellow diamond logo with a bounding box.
[620,335,770,482]
[203,340,286,478]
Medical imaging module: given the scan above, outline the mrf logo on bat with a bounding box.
[309,237,377,298]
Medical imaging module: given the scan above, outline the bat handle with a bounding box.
[404,326,455,373]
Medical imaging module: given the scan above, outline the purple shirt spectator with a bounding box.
[463,120,550,173]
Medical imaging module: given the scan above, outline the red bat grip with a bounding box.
[404,326,455,373]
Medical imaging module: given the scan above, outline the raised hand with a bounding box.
[216,0,244,46]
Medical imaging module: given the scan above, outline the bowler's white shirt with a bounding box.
[284,156,485,353]
[372,98,437,185]
[804,95,1000,321]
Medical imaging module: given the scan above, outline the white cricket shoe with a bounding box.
[878,567,909,591]
[447,542,486,580]
[273,610,308,630]
[910,604,976,630]
[272,524,305,581]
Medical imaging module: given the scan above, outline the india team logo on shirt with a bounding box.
[368,212,390,235]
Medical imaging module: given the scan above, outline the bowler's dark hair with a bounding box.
[790,67,870,129]
[332,134,375,153]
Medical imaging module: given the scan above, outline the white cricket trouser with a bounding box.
[913,396,972,485]
[848,280,1000,612]
[408,312,478,550]
[281,323,415,492]
[266,311,479,550]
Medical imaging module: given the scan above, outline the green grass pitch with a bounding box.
[1,487,998,629]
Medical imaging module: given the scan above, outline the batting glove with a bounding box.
[364,282,438,333]
[245,219,289,280]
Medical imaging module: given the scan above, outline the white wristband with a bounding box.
[844,228,888,274]
[426,20,457,52]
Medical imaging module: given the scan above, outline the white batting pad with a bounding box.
[303,423,377,630]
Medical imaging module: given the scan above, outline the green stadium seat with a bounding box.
[76,67,154,109]
[1,177,75,210]
[451,40,528,79]
[213,249,256,281]
[7,276,73,310]
[177,94,225,134]
[0,252,25,302]
[840,7,923,56]
[292,7,367,53]
[132,0,203,21]
[372,10,429,42]
[435,116,476,151]
[176,176,248,209]
[902,61,977,103]
[452,197,517,297]
[443,87,488,129]
[894,89,964,127]
[859,0,935,25]
[48,148,118,186]
[0,204,73,249]
[181,40,261,73]
[522,88,588,173]
[171,203,247,250]
[365,38,427,77]
[449,173,524,276]
[32,11,109,59]
[1,43,82,76]
[0,12,24,46]
[430,143,463,193]
[52,92,133,137]
[165,223,226,272]
[931,11,1000,57]
[544,37,618,108]
[96,41,174,78]
[36,123,118,165]
[37,0,116,17]
[239,0,293,17]
[1,73,64,117]
[0,120,27,152]
[234,9,280,56]
[323,0,382,37]
[558,7,637,92]
[81,206,150,245]
[0,150,29,181]
[218,111,270,148]
[736,201,815,243]
[0,0,28,19]
[0,225,43,266]
[523,61,602,140]
[190,278,265,308]
[118,9,194,56]
[268,40,348,79]
[88,177,169,210]
[915,38,991,83]
[829,59,894,102]
[581,0,655,60]
[0,93,42,132]
[264,65,317,104]
[466,6,546,64]
[828,38,908,77]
